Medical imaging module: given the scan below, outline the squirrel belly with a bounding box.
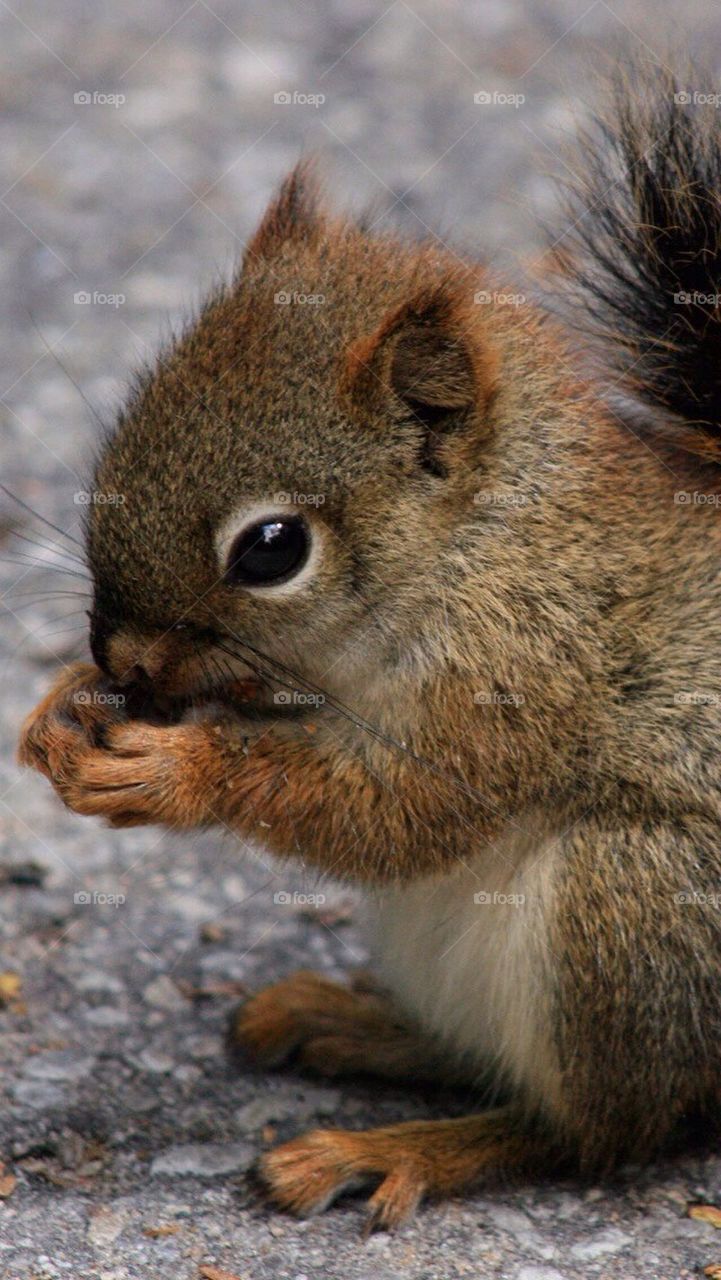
[369,814,563,1117]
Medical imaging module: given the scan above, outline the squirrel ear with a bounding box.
[344,282,495,469]
[245,160,322,262]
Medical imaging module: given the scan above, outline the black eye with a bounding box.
[225,515,309,586]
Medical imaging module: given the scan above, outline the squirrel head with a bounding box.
[85,163,515,709]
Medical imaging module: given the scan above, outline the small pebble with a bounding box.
[150,1142,255,1177]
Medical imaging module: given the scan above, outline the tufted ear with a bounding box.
[244,160,323,263]
[344,280,496,473]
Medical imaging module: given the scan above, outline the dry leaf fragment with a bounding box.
[199,923,226,944]
[0,1163,17,1198]
[690,1204,721,1227]
[199,1267,244,1280]
[0,972,22,1007]
[143,1224,181,1238]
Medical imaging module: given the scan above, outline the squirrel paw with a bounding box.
[258,1107,550,1228]
[230,970,433,1080]
[258,1125,427,1227]
[47,720,225,828]
[18,661,121,779]
[22,701,224,828]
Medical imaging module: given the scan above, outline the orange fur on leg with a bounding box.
[231,969,445,1081]
[259,1106,557,1229]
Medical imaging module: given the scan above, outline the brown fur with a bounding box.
[16,89,721,1228]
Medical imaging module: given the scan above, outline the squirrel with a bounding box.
[16,61,721,1229]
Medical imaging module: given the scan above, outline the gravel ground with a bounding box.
[3,2,721,1277]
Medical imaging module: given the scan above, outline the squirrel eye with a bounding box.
[225,514,309,587]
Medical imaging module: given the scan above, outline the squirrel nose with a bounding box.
[94,630,171,686]
[115,662,155,689]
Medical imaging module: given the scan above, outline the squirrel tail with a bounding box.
[557,61,721,454]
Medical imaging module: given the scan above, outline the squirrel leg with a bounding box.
[230,969,445,1082]
[23,690,487,872]
[258,1106,558,1229]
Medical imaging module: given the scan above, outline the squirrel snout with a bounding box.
[89,613,221,698]
[92,626,175,689]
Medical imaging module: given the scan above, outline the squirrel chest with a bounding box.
[369,819,562,1111]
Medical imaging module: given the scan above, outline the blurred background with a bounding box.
[2,3,721,1278]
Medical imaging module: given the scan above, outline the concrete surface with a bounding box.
[2,1,721,1277]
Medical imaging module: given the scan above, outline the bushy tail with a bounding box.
[558,61,721,454]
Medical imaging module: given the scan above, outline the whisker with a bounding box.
[1,598,89,615]
[37,623,87,640]
[3,589,91,602]
[10,528,87,568]
[0,483,84,549]
[27,316,108,435]
[0,554,90,581]
[215,635,500,814]
[212,648,274,699]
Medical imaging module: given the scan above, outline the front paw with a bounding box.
[42,720,229,829]
[18,661,120,779]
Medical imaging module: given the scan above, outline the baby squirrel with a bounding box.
[17,62,721,1228]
